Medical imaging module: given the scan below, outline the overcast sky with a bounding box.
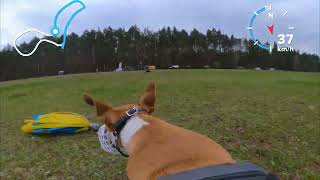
[1,0,319,55]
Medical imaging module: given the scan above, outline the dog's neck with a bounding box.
[120,115,149,149]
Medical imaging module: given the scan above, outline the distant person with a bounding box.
[115,62,123,72]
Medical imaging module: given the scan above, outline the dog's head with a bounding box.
[83,82,156,131]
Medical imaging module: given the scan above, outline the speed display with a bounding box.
[248,4,295,53]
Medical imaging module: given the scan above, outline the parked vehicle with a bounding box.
[169,65,180,69]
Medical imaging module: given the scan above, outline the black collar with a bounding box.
[112,107,147,157]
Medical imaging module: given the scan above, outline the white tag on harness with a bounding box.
[97,124,127,155]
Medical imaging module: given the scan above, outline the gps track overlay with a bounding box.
[13,0,86,57]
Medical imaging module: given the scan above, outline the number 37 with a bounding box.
[278,34,294,45]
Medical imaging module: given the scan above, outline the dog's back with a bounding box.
[126,114,234,180]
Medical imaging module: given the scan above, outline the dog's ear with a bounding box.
[83,93,112,116]
[138,82,156,114]
[83,93,95,106]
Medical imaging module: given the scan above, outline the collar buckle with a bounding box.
[125,107,139,117]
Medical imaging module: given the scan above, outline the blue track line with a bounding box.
[52,0,86,49]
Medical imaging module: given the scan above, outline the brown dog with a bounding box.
[84,82,234,180]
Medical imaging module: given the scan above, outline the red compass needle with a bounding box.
[267,25,274,35]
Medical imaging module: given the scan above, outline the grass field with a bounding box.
[0,70,319,180]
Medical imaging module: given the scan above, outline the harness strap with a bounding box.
[113,107,147,137]
[112,107,147,157]
[112,144,129,157]
[158,162,277,180]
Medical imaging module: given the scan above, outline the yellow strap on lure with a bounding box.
[22,112,90,134]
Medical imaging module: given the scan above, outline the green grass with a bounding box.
[0,70,319,180]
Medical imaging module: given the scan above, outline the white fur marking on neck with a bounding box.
[120,115,149,146]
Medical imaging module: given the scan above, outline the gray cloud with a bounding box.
[1,0,319,55]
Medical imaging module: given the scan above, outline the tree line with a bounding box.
[0,25,319,81]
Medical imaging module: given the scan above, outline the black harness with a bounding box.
[112,107,147,157]
[158,162,279,180]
